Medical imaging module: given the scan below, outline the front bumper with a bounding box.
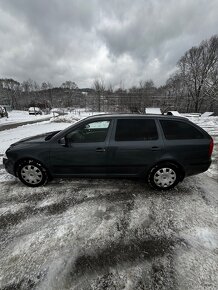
[3,157,15,176]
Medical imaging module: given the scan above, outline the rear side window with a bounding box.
[115,119,158,141]
[160,120,204,140]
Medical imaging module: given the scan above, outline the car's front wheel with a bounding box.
[17,160,48,187]
[148,163,180,190]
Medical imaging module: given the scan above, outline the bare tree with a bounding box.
[22,79,34,93]
[41,82,48,90]
[107,83,114,94]
[46,82,53,107]
[178,35,218,112]
[93,79,105,112]
[61,81,78,90]
[139,80,156,110]
[0,78,21,108]
[165,74,189,111]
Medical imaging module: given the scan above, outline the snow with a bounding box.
[201,112,214,117]
[145,107,162,114]
[167,111,181,116]
[184,227,218,250]
[0,121,71,155]
[187,115,218,136]
[0,203,28,215]
[0,176,217,289]
[50,114,80,123]
[0,110,53,125]
[36,197,61,209]
[0,168,16,183]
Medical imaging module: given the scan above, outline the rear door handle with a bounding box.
[96,148,106,152]
[151,146,160,151]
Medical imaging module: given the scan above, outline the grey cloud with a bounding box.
[98,0,218,58]
[0,0,98,54]
[0,0,218,87]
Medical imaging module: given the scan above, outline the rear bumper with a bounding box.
[3,157,15,176]
[185,161,212,177]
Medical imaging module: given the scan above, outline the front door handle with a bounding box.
[96,148,106,152]
[151,146,160,151]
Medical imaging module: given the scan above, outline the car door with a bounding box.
[49,119,113,176]
[107,118,164,175]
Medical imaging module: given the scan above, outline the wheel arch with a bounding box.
[14,157,51,178]
[146,159,185,181]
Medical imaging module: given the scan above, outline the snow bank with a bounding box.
[187,116,218,136]
[50,114,80,123]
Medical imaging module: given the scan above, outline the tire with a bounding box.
[17,159,49,187]
[148,162,180,190]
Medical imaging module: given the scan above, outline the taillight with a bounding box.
[209,138,214,157]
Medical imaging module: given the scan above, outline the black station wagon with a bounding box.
[3,114,213,190]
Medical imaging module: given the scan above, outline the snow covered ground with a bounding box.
[0,174,217,289]
[0,111,218,289]
[0,110,53,125]
[187,115,218,136]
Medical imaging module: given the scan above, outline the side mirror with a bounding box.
[58,137,66,146]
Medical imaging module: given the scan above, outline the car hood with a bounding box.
[10,130,60,147]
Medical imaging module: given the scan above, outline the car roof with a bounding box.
[82,113,188,121]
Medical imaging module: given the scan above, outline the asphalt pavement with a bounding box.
[0,116,51,132]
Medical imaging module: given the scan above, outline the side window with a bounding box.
[160,120,204,140]
[115,119,158,141]
[66,120,110,143]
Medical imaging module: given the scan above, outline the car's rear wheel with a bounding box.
[17,160,48,187]
[148,162,180,190]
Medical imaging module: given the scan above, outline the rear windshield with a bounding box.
[115,119,158,141]
[160,120,204,140]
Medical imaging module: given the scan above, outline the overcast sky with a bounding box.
[0,0,218,88]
